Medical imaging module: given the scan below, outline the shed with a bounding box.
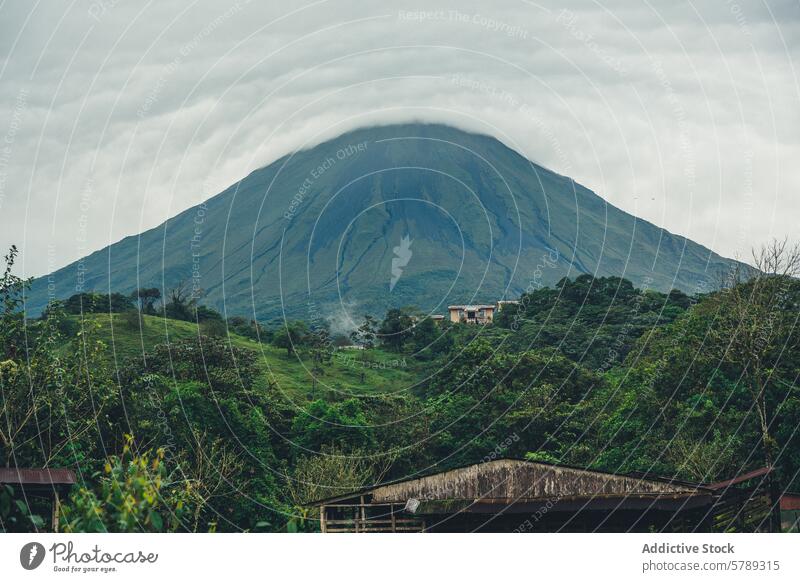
[310,459,780,533]
[0,467,78,531]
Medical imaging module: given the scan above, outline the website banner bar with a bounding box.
[1,533,797,581]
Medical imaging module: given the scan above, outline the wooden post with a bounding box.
[769,474,783,533]
[319,505,327,533]
[390,503,397,533]
[51,491,60,532]
[359,495,366,533]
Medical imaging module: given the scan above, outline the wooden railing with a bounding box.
[320,501,425,533]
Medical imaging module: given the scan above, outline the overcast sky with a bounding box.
[1,0,798,278]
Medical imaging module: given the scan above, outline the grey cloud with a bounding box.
[0,0,797,278]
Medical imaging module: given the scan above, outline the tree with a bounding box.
[332,334,351,348]
[120,308,145,331]
[195,304,223,322]
[272,321,309,356]
[378,308,413,352]
[420,341,598,467]
[64,292,133,314]
[160,281,222,323]
[291,399,375,453]
[410,316,452,358]
[0,246,31,360]
[707,239,800,469]
[119,340,290,531]
[162,281,194,320]
[308,322,333,367]
[492,275,690,370]
[227,316,268,341]
[1,248,116,472]
[350,315,377,348]
[0,307,115,469]
[130,287,161,315]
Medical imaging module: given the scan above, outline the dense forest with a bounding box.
[1,242,799,532]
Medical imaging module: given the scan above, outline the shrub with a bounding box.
[199,318,226,337]
[60,437,202,532]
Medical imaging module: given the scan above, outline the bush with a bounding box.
[0,484,47,532]
[122,336,260,387]
[60,437,202,532]
[199,318,226,337]
[227,316,269,341]
[272,321,309,356]
[64,292,133,314]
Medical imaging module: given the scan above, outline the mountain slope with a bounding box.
[27,123,736,322]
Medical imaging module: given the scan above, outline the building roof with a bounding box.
[370,459,705,505]
[447,305,495,310]
[780,492,800,511]
[0,467,78,487]
[704,466,772,490]
[309,458,712,508]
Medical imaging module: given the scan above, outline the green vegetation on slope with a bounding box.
[57,312,420,399]
[3,242,799,533]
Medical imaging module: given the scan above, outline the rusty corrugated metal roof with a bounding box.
[0,467,77,486]
[705,466,772,490]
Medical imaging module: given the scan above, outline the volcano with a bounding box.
[26,123,736,322]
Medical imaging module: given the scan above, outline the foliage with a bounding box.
[199,318,226,337]
[0,311,116,469]
[0,484,47,532]
[291,399,375,453]
[0,245,31,360]
[378,308,414,351]
[3,239,800,532]
[350,315,377,348]
[120,308,145,332]
[419,340,599,468]
[285,446,391,531]
[307,322,334,366]
[60,438,200,532]
[118,338,291,530]
[699,240,800,468]
[227,316,270,342]
[130,287,161,315]
[272,321,309,356]
[159,281,225,324]
[409,316,453,359]
[493,275,691,369]
[62,292,133,314]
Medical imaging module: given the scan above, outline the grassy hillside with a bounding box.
[66,313,420,398]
